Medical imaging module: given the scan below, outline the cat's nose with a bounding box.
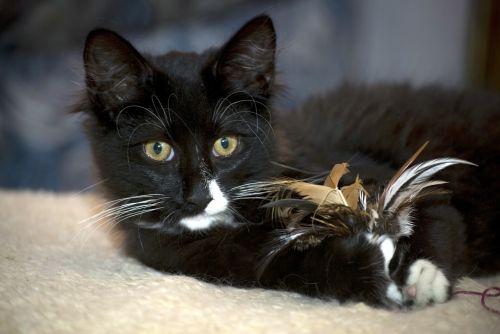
[185,191,212,215]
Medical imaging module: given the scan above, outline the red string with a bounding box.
[454,287,500,316]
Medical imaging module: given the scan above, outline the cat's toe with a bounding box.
[386,282,404,304]
[404,259,450,307]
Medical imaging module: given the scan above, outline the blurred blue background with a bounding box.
[0,0,498,191]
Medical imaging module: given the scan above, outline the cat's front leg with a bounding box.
[404,259,451,307]
[388,205,465,308]
[261,231,406,309]
[339,235,451,309]
[359,235,451,309]
[389,242,453,308]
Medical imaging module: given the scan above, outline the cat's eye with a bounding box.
[212,136,238,157]
[144,140,174,162]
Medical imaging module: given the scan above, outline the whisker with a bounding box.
[212,90,248,123]
[77,178,109,194]
[212,91,273,131]
[166,93,177,125]
[80,196,166,224]
[115,104,166,138]
[84,200,164,224]
[78,203,163,242]
[84,206,164,247]
[93,194,165,209]
[159,211,177,227]
[167,107,196,137]
[270,161,328,177]
[226,109,274,135]
[151,94,170,129]
[75,197,167,249]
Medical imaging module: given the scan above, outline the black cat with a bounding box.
[78,15,500,308]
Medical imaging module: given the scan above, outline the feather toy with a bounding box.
[234,143,476,277]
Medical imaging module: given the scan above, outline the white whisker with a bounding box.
[75,194,169,248]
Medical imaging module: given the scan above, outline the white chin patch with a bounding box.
[179,212,233,230]
[179,180,234,231]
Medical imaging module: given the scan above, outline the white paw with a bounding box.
[405,259,450,307]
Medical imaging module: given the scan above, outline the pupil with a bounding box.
[220,137,229,149]
[153,142,163,154]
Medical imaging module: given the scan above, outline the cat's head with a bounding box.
[80,15,277,233]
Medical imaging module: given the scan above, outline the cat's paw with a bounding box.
[403,259,450,307]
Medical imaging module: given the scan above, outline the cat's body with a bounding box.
[79,15,500,309]
[278,84,500,277]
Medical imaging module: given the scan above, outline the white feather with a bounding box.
[388,180,448,213]
[359,190,367,211]
[396,207,414,237]
[382,158,475,211]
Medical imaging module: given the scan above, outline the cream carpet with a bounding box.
[0,191,499,333]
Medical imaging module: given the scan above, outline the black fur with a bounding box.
[78,15,500,308]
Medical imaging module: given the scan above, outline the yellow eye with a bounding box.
[144,141,174,161]
[213,136,238,157]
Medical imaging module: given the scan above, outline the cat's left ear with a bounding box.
[215,15,276,99]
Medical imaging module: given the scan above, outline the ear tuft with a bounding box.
[84,29,152,110]
[216,15,276,99]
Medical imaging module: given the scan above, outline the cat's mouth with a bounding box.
[134,201,235,232]
[178,180,236,231]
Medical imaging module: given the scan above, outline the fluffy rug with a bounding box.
[0,191,499,333]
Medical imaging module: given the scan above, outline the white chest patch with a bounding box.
[365,233,395,274]
[365,233,404,304]
[179,180,233,231]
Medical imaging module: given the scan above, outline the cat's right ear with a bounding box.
[214,15,276,100]
[83,29,152,112]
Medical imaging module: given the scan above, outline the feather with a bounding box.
[375,156,475,238]
[381,158,476,213]
[324,162,349,188]
[359,189,368,211]
[239,145,475,257]
[340,175,367,210]
[394,207,414,237]
[286,181,348,206]
[378,141,429,211]
[387,180,448,212]
[256,230,303,279]
[261,198,318,211]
